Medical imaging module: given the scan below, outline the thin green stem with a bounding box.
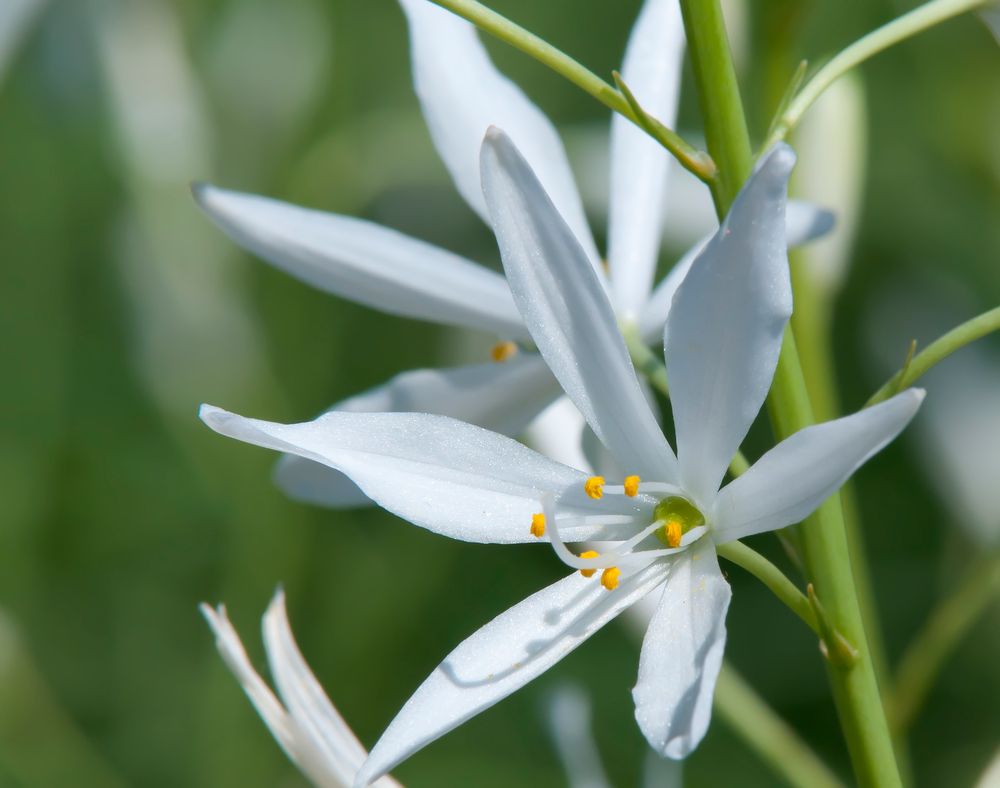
[766,0,988,149]
[427,0,716,183]
[717,541,818,634]
[715,663,847,788]
[677,0,752,209]
[867,305,1000,407]
[889,551,1000,733]
[675,0,902,781]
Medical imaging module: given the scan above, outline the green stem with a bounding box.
[866,305,1000,407]
[427,0,716,183]
[717,541,818,634]
[715,663,846,788]
[766,0,988,148]
[678,0,752,210]
[889,551,1000,733]
[676,0,902,782]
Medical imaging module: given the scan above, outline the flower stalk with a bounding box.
[676,0,902,783]
[426,0,716,183]
[765,0,989,149]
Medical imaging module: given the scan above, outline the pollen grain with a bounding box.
[623,475,640,497]
[601,567,621,591]
[530,512,546,538]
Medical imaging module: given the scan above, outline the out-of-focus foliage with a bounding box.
[0,1,997,786]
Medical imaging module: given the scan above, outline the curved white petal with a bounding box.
[607,0,685,319]
[632,546,730,759]
[276,356,561,508]
[712,389,925,543]
[354,562,670,787]
[664,145,796,508]
[202,600,402,788]
[194,184,527,339]
[398,0,598,262]
[482,129,678,481]
[638,199,833,343]
[201,405,596,544]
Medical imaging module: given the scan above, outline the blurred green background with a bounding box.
[1,0,998,786]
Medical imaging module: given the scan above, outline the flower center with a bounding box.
[531,476,708,591]
[653,496,706,548]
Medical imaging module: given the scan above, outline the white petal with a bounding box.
[201,405,597,544]
[200,604,353,787]
[194,184,527,339]
[398,0,598,262]
[482,129,678,481]
[664,144,796,507]
[638,199,833,343]
[632,546,730,759]
[524,396,592,472]
[712,389,925,543]
[276,356,561,508]
[607,0,685,319]
[355,563,670,787]
[262,591,405,788]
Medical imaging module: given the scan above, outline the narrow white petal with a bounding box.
[632,546,730,759]
[665,144,796,507]
[608,0,685,319]
[262,591,379,788]
[201,405,594,544]
[201,604,345,787]
[398,0,598,261]
[712,389,925,542]
[637,199,832,343]
[482,129,678,480]
[524,396,592,472]
[194,184,527,339]
[276,356,561,508]
[355,563,670,787]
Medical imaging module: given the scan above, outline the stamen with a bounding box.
[490,341,518,362]
[601,567,621,591]
[665,519,682,548]
[579,550,599,578]
[530,512,546,538]
[584,476,605,500]
[623,475,640,497]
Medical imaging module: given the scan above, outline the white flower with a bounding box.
[201,590,401,788]
[200,130,922,783]
[193,0,832,510]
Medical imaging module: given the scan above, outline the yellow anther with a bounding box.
[601,567,621,591]
[665,519,682,549]
[623,475,640,497]
[490,341,518,362]
[530,512,546,538]
[584,476,605,500]
[579,550,599,578]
